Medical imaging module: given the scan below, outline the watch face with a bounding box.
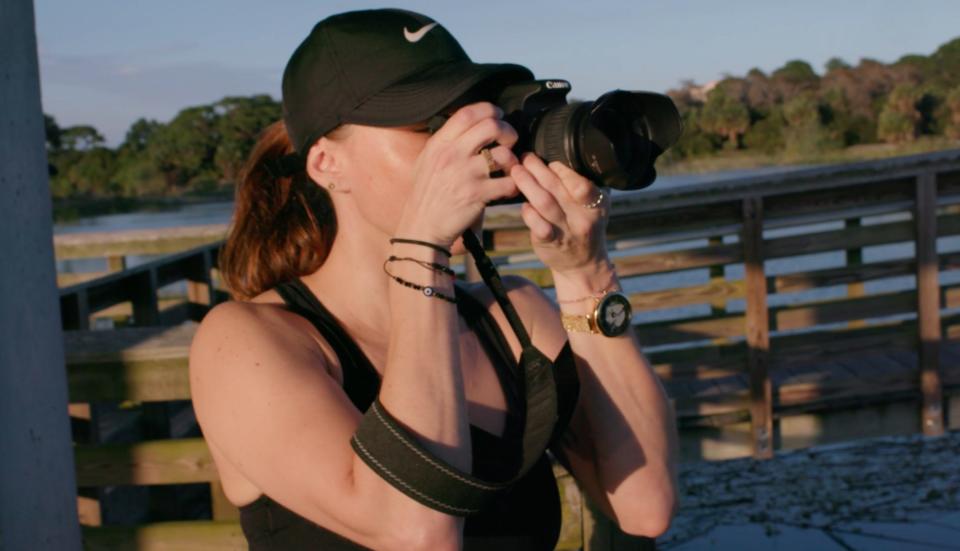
[596,292,632,337]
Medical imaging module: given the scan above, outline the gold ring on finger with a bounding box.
[480,148,499,177]
[583,189,605,209]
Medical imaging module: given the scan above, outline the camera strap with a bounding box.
[350,230,558,516]
[460,229,559,476]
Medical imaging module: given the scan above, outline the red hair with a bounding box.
[219,121,337,300]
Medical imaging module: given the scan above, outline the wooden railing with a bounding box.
[62,148,960,549]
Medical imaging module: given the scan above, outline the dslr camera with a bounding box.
[431,79,683,202]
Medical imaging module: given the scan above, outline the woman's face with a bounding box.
[337,123,431,235]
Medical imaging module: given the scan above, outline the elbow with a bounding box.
[614,487,678,539]
[618,507,675,539]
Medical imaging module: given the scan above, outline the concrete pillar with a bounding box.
[0,0,82,549]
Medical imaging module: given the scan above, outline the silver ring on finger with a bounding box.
[583,189,605,209]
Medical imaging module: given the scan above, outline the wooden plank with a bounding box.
[81,521,245,551]
[742,196,773,459]
[774,258,914,293]
[773,290,917,331]
[65,324,195,403]
[55,224,227,260]
[499,242,744,287]
[74,438,216,486]
[916,172,944,436]
[209,480,240,522]
[765,218,912,259]
[635,314,746,346]
[764,177,914,222]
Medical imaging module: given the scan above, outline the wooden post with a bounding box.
[845,218,867,329]
[107,255,126,273]
[61,290,90,331]
[742,196,773,459]
[914,172,944,436]
[130,269,160,326]
[186,248,215,320]
[708,235,727,317]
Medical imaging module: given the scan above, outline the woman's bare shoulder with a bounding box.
[459,276,565,357]
[189,292,331,382]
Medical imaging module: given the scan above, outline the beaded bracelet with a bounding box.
[389,238,452,258]
[386,255,456,278]
[382,260,457,303]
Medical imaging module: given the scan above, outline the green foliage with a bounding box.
[743,110,785,154]
[44,114,62,151]
[781,93,840,156]
[666,108,720,160]
[825,57,850,73]
[60,125,105,151]
[878,84,922,143]
[212,95,281,181]
[944,86,960,139]
[147,106,220,191]
[122,118,161,154]
[700,88,750,149]
[774,60,819,82]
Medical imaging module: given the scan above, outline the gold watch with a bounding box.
[561,291,632,337]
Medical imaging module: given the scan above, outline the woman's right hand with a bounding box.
[395,102,520,247]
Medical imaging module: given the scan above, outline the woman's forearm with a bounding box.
[552,265,679,535]
[379,244,471,471]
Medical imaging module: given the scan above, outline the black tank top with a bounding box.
[238,279,581,550]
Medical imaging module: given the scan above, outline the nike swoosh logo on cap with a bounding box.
[404,22,438,43]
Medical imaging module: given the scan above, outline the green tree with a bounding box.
[66,147,118,195]
[699,88,750,149]
[825,57,851,73]
[147,106,220,192]
[122,118,161,154]
[877,84,922,143]
[772,59,820,101]
[743,109,785,154]
[44,114,62,152]
[213,95,281,182]
[60,125,105,151]
[944,86,960,140]
[781,93,839,156]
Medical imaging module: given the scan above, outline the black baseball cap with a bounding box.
[282,9,534,155]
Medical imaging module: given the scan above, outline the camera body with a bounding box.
[430,79,682,201]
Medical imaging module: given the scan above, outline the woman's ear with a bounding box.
[305,137,348,192]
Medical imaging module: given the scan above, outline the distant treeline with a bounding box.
[46,37,960,199]
[45,95,280,199]
[665,37,960,161]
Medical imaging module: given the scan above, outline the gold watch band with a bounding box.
[561,312,597,333]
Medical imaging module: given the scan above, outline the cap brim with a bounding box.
[345,61,533,127]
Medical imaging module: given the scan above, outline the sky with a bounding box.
[34,0,960,146]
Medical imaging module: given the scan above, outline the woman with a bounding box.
[189,8,678,550]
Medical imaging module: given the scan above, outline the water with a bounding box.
[51,165,811,236]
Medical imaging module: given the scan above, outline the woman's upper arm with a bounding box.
[188,301,442,549]
[500,277,620,519]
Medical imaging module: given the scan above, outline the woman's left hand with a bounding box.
[510,153,610,277]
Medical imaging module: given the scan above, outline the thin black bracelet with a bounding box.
[382,261,457,303]
[387,255,456,278]
[389,238,452,258]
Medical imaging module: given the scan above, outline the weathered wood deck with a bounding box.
[659,429,960,549]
